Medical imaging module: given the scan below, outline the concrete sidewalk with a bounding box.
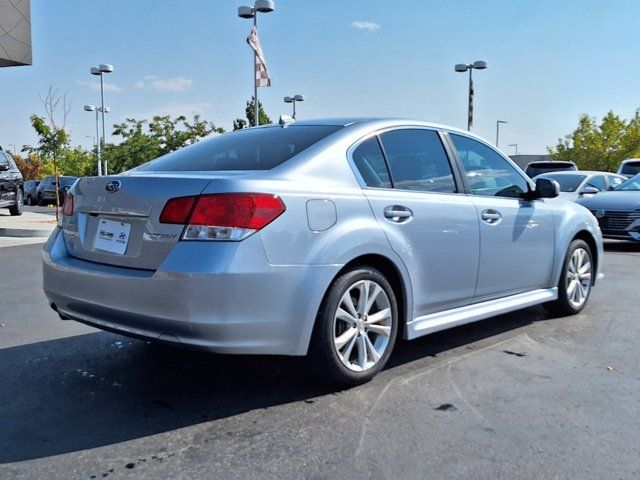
[0,209,57,238]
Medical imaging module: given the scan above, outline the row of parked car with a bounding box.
[525,159,640,242]
[0,148,78,216]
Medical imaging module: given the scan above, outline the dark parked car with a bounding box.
[524,161,578,178]
[24,179,40,206]
[36,175,78,206]
[0,149,24,216]
[577,173,640,241]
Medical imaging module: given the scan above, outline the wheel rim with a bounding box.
[333,279,393,372]
[566,247,592,308]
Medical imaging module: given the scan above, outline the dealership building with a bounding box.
[0,0,31,67]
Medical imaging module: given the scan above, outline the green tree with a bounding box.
[549,110,640,171]
[104,114,225,173]
[233,97,271,130]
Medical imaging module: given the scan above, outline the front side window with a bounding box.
[351,137,391,188]
[450,133,529,198]
[587,175,607,191]
[378,129,456,193]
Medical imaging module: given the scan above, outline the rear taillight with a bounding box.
[159,193,285,241]
[62,193,74,216]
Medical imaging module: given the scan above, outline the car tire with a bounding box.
[309,266,399,386]
[37,193,44,206]
[544,239,593,316]
[9,189,23,216]
[26,195,33,206]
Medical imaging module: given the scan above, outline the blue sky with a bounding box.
[2,0,639,155]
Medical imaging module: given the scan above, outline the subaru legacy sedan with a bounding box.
[43,119,603,385]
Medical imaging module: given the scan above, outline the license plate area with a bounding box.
[94,218,132,255]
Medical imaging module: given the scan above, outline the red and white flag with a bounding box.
[468,77,474,128]
[247,26,271,88]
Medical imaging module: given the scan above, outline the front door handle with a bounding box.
[481,209,502,225]
[384,205,413,223]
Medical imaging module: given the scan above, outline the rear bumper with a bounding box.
[42,228,340,355]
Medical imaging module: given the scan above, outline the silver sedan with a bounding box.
[43,118,603,385]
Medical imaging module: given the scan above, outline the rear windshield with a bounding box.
[135,125,343,172]
[620,162,640,176]
[537,173,586,192]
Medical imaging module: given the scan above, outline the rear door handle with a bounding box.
[481,209,502,225]
[384,205,413,223]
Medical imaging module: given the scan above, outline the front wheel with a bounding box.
[309,266,399,386]
[9,189,23,216]
[545,239,593,316]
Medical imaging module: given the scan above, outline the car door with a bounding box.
[447,132,555,302]
[350,128,480,317]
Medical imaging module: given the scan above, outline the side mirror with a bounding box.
[581,185,600,195]
[534,178,559,199]
[0,163,9,172]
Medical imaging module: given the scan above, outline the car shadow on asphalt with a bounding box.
[0,305,547,464]
[603,240,640,253]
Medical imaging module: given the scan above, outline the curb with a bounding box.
[0,227,54,238]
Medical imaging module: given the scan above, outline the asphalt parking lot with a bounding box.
[1,237,639,479]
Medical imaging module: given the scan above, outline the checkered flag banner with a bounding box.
[247,26,271,88]
[468,77,474,127]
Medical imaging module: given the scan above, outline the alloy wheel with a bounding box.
[333,279,393,372]
[566,247,592,308]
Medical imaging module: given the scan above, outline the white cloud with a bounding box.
[350,21,380,31]
[76,79,123,92]
[133,76,193,92]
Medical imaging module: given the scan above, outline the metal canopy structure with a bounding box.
[0,0,32,68]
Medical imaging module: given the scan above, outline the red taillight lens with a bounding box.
[189,193,285,229]
[62,193,74,216]
[159,196,197,224]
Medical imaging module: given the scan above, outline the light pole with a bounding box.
[238,0,275,127]
[454,60,487,131]
[283,94,304,119]
[509,143,519,156]
[496,120,507,148]
[90,63,114,174]
[84,104,103,176]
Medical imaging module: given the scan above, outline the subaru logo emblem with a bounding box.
[595,209,605,218]
[105,180,121,193]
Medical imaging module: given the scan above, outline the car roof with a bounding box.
[621,158,640,164]
[538,170,622,176]
[526,161,576,166]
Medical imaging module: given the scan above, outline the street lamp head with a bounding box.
[99,107,111,113]
[84,105,96,112]
[283,96,293,103]
[254,0,274,13]
[90,67,101,76]
[454,63,469,72]
[99,64,114,73]
[472,60,487,70]
[238,5,255,18]
[497,120,507,124]
[293,94,305,102]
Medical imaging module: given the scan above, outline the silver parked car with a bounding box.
[43,119,603,385]
[532,171,626,202]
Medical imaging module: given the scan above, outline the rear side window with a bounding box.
[378,129,456,193]
[607,175,624,190]
[136,125,342,172]
[351,137,391,188]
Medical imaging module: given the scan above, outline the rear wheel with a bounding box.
[26,194,33,206]
[37,193,44,206]
[309,266,399,386]
[9,189,23,216]
[545,239,593,316]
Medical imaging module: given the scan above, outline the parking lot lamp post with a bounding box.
[509,143,519,156]
[283,94,304,119]
[84,105,102,176]
[238,0,275,127]
[496,120,507,148]
[454,60,487,130]
[90,64,114,174]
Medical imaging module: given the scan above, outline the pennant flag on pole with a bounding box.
[468,77,474,128]
[247,26,271,87]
